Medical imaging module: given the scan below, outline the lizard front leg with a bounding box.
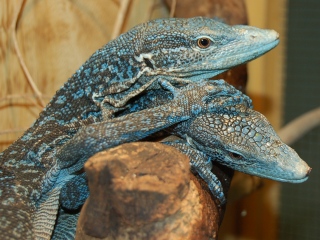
[163,138,226,205]
[99,77,252,120]
[120,79,252,121]
[97,75,186,120]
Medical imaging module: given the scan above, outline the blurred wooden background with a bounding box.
[0,0,286,239]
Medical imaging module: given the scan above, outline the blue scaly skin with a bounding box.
[0,17,279,239]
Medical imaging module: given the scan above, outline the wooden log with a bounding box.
[76,142,232,240]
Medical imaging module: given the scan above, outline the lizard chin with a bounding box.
[282,175,310,183]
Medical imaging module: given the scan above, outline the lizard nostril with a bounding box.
[307,167,312,176]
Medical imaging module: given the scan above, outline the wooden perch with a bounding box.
[75,142,232,240]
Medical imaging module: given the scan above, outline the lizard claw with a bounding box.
[185,134,213,169]
[158,79,178,97]
[185,134,197,149]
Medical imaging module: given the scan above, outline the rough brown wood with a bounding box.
[76,142,227,240]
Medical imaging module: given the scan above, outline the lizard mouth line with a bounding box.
[226,38,280,65]
[272,176,309,183]
[212,38,280,67]
[248,172,309,183]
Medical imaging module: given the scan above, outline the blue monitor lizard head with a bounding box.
[182,104,311,183]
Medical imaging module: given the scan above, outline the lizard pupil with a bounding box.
[197,38,211,49]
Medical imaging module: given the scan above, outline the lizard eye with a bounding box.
[228,151,243,160]
[197,37,211,49]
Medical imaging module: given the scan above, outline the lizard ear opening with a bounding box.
[143,58,154,69]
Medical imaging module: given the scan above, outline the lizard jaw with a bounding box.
[279,166,312,183]
[237,161,312,183]
[251,168,311,183]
